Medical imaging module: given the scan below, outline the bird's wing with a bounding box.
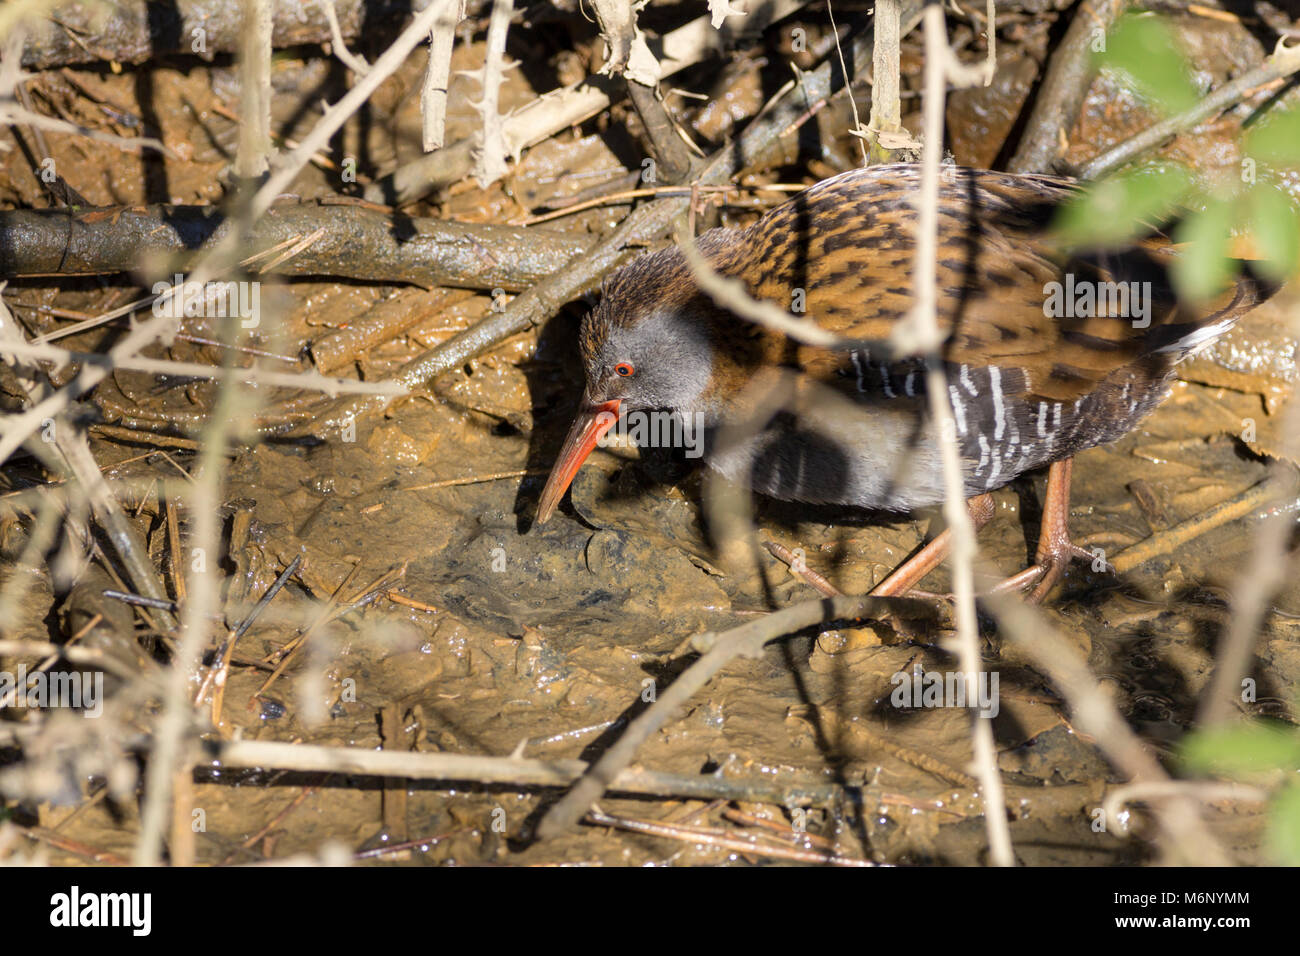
[740,164,1265,405]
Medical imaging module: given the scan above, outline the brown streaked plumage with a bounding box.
[538,164,1275,600]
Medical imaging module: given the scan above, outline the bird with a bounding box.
[535,163,1274,601]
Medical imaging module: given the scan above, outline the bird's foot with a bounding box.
[992,538,1105,604]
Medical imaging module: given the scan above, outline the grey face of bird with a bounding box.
[537,305,719,524]
[580,305,717,417]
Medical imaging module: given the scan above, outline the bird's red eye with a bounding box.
[615,362,635,377]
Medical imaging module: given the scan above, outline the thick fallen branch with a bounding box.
[15,0,418,69]
[0,203,589,293]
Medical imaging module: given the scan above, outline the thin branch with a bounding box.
[319,0,371,75]
[626,81,695,185]
[1196,389,1300,726]
[234,0,274,180]
[867,0,906,161]
[216,736,861,805]
[0,339,409,397]
[1109,472,1297,574]
[536,593,923,839]
[1080,36,1300,181]
[584,807,875,865]
[420,0,460,150]
[0,102,172,156]
[1101,781,1268,831]
[471,0,514,188]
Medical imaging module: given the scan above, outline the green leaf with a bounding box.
[1102,14,1200,117]
[1246,182,1300,281]
[1245,105,1300,170]
[1055,163,1191,248]
[1171,199,1236,302]
[1181,721,1300,775]
[1267,781,1300,865]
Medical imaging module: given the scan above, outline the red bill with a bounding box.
[535,399,621,523]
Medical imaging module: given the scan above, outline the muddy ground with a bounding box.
[1,2,1298,865]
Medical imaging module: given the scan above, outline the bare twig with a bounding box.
[1197,390,1300,726]
[626,82,695,185]
[0,102,171,157]
[866,0,908,162]
[234,0,274,180]
[216,737,863,805]
[471,0,514,188]
[584,807,875,865]
[1102,781,1268,831]
[1109,472,1298,574]
[0,339,408,397]
[420,0,460,150]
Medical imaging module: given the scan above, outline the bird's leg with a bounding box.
[868,493,996,598]
[994,457,1098,603]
